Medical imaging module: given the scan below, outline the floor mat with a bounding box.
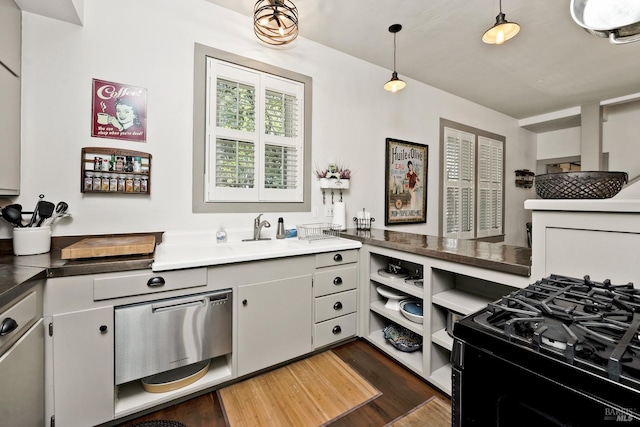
[386,396,452,427]
[218,351,381,426]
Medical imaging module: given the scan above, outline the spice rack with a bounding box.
[81,147,151,194]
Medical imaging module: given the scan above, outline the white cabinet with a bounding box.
[313,250,358,349]
[0,0,21,195]
[237,274,313,376]
[51,306,114,427]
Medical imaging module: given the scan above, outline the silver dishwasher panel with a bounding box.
[115,289,232,385]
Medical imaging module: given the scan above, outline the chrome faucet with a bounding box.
[252,213,271,240]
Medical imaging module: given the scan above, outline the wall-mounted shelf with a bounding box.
[81,147,151,194]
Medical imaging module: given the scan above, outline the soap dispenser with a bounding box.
[276,217,285,239]
[216,226,227,243]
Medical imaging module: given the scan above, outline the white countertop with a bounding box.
[524,198,640,213]
[152,233,362,271]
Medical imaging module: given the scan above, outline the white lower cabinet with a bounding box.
[51,306,114,427]
[237,274,313,376]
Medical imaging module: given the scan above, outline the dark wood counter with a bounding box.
[340,228,531,277]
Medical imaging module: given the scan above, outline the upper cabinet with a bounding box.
[0,0,21,196]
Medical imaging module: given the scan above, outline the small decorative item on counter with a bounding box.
[354,208,375,231]
[284,228,297,238]
[216,226,227,243]
[276,217,285,239]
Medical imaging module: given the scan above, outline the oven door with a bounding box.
[452,340,640,426]
[115,289,232,385]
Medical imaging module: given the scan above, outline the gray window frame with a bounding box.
[192,43,312,213]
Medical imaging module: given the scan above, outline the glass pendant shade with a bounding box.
[384,72,407,92]
[482,13,520,44]
[384,24,406,92]
[254,0,298,47]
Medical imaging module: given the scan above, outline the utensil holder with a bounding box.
[12,226,52,256]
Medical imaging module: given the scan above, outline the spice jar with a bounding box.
[101,175,110,192]
[84,172,94,191]
[93,174,102,191]
[117,174,126,192]
[141,177,148,193]
[133,156,142,173]
[116,156,124,171]
[109,176,118,192]
[133,177,141,193]
[125,175,134,193]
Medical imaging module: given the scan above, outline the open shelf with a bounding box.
[370,300,423,336]
[368,327,423,375]
[370,273,424,299]
[430,364,452,395]
[432,289,493,315]
[115,355,232,418]
[431,328,453,351]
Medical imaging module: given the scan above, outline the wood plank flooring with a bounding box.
[115,339,450,427]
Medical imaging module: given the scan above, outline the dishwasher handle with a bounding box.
[152,298,205,313]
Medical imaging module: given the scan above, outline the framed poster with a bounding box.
[91,79,147,142]
[385,138,428,225]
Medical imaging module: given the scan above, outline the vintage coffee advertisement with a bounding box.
[385,138,428,225]
[91,79,147,142]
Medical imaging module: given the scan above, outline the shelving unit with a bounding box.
[81,147,152,194]
[361,245,521,397]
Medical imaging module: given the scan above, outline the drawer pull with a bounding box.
[99,325,108,333]
[242,299,248,306]
[333,254,343,262]
[0,317,18,336]
[147,276,166,288]
[333,277,343,285]
[333,302,343,310]
[332,325,342,335]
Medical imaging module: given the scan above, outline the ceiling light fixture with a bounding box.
[384,24,406,93]
[254,0,298,47]
[482,0,520,45]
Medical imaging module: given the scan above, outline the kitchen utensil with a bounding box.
[26,194,44,227]
[399,299,423,324]
[44,202,69,227]
[570,0,640,44]
[1,205,24,227]
[35,201,55,227]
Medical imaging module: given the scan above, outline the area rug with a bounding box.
[218,351,381,426]
[128,421,186,427]
[386,396,452,427]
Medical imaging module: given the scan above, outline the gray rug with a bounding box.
[129,421,186,427]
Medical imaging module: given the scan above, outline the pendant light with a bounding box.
[482,0,520,45]
[254,0,298,47]
[384,24,406,93]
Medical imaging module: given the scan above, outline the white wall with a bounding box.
[536,101,640,181]
[9,0,534,246]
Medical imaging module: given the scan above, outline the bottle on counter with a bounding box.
[216,226,227,243]
[276,217,285,239]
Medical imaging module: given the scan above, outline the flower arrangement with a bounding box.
[315,163,351,180]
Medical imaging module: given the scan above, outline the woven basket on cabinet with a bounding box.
[534,171,628,199]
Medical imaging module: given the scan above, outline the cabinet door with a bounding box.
[0,319,44,426]
[0,65,20,195]
[237,275,313,376]
[52,306,114,426]
[0,0,21,75]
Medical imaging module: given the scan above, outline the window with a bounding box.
[192,44,312,213]
[440,119,504,239]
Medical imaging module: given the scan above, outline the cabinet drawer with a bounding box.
[314,265,357,297]
[314,313,357,349]
[315,289,357,323]
[0,292,38,355]
[93,268,207,300]
[315,250,358,268]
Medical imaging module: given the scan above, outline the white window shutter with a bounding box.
[477,136,503,237]
[443,128,475,239]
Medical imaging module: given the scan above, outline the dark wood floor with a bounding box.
[116,339,450,427]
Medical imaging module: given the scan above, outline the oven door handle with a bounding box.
[152,298,206,313]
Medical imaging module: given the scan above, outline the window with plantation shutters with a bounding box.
[205,58,304,203]
[441,120,504,239]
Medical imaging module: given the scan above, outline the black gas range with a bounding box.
[452,274,640,426]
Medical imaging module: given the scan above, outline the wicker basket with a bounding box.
[534,171,628,199]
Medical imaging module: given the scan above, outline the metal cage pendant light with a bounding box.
[482,0,520,44]
[254,0,299,47]
[384,24,406,93]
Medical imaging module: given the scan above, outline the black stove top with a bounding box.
[466,274,640,389]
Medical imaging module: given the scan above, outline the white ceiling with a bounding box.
[207,0,640,120]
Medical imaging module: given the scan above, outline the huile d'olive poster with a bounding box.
[385,138,428,225]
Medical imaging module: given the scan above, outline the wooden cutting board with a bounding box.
[61,235,156,260]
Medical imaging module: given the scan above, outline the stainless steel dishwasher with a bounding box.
[115,289,232,385]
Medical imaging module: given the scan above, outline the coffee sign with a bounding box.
[91,79,147,143]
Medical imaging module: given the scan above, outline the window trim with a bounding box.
[439,118,505,238]
[193,43,312,213]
